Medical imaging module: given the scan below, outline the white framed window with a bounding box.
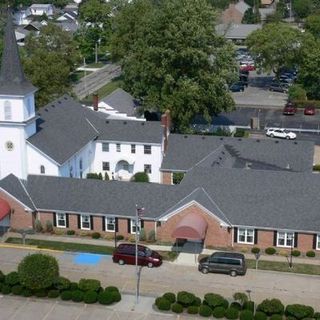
[79,159,83,178]
[144,145,151,154]
[116,143,121,152]
[102,161,110,171]
[144,164,152,174]
[102,143,109,152]
[81,214,91,230]
[130,219,141,234]
[56,213,66,228]
[40,165,45,174]
[106,217,115,231]
[131,144,136,154]
[317,234,320,250]
[4,101,12,120]
[277,231,294,247]
[238,228,254,244]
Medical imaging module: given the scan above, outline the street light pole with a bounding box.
[135,204,139,305]
[95,42,98,64]
[289,234,294,268]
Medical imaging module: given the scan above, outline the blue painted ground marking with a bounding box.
[73,253,109,265]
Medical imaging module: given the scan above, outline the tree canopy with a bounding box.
[305,14,320,39]
[22,23,79,107]
[110,0,237,132]
[292,0,313,20]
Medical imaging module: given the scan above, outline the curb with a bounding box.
[0,243,64,254]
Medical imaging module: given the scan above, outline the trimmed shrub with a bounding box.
[270,315,283,320]
[104,286,119,293]
[147,229,156,242]
[53,276,70,290]
[251,247,260,254]
[83,290,98,304]
[70,282,78,291]
[199,304,212,317]
[204,293,228,309]
[255,311,268,320]
[60,290,72,301]
[86,173,102,180]
[66,230,75,235]
[171,303,183,313]
[257,299,284,316]
[22,288,32,297]
[111,290,121,302]
[230,302,242,310]
[131,172,149,183]
[306,251,315,258]
[288,85,307,101]
[1,284,11,294]
[314,312,320,319]
[193,296,202,307]
[240,309,254,320]
[48,290,60,298]
[18,253,59,290]
[157,297,171,311]
[98,291,113,305]
[139,228,146,241]
[104,172,109,181]
[285,304,314,319]
[78,279,101,292]
[173,172,185,184]
[225,308,240,320]
[177,291,196,307]
[11,285,23,295]
[213,306,226,318]
[71,290,84,302]
[91,232,101,239]
[0,270,5,283]
[188,305,199,314]
[233,292,248,304]
[35,219,43,232]
[291,250,301,257]
[115,235,124,241]
[34,289,47,297]
[163,292,176,304]
[265,247,276,255]
[45,220,53,233]
[5,271,20,286]
[243,301,255,312]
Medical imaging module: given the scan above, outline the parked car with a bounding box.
[265,128,296,140]
[198,252,247,277]
[269,82,288,93]
[304,105,316,115]
[240,64,255,72]
[112,243,162,268]
[229,82,245,92]
[283,103,297,115]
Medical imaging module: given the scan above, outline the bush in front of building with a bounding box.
[230,302,242,310]
[139,228,146,241]
[86,173,103,180]
[147,229,156,242]
[61,290,73,301]
[78,279,101,292]
[251,247,260,254]
[213,306,226,318]
[193,296,202,306]
[34,288,48,297]
[257,299,284,316]
[22,288,32,297]
[285,304,314,319]
[116,234,124,241]
[53,276,71,291]
[18,253,59,290]
[199,304,213,317]
[48,289,60,298]
[5,271,20,286]
[91,232,101,239]
[265,247,276,255]
[156,297,171,311]
[270,314,283,320]
[243,301,255,312]
[1,284,11,294]
[240,309,254,320]
[177,291,196,307]
[254,311,268,320]
[83,290,98,304]
[45,220,53,233]
[314,312,320,320]
[11,285,23,295]
[225,307,240,319]
[187,305,199,314]
[171,303,183,313]
[204,293,229,309]
[98,291,114,305]
[306,250,315,258]
[71,290,84,302]
[291,250,301,257]
[233,292,248,305]
[35,219,43,232]
[131,172,149,182]
[163,292,176,304]
[0,270,5,282]
[66,230,75,235]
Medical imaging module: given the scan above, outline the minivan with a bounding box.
[198,252,246,277]
[112,243,162,268]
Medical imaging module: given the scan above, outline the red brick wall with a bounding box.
[0,190,34,230]
[161,171,172,185]
[221,5,243,24]
[296,233,314,252]
[157,204,232,248]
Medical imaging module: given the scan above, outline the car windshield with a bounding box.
[284,130,290,133]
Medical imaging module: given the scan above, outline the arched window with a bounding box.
[40,165,45,174]
[4,101,12,120]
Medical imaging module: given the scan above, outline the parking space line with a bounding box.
[8,298,29,320]
[41,301,58,320]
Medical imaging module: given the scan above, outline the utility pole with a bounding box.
[135,205,139,305]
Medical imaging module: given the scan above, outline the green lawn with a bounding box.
[5,237,177,261]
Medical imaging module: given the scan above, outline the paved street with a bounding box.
[0,247,320,310]
[73,63,121,99]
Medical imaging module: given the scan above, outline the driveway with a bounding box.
[0,247,320,309]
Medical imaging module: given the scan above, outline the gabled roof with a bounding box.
[161,134,314,173]
[216,23,262,40]
[0,13,37,96]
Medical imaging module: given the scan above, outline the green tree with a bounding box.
[111,0,237,132]
[292,0,313,20]
[246,23,302,77]
[242,8,261,24]
[305,14,320,39]
[131,172,149,182]
[18,253,59,290]
[22,23,79,107]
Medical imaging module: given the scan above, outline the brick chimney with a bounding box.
[92,93,99,111]
[161,110,171,154]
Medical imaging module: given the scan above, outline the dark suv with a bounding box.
[112,243,162,268]
[198,252,246,277]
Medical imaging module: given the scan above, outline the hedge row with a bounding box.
[0,270,121,305]
[250,247,316,258]
[154,292,319,319]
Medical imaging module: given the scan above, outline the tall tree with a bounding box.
[242,8,261,24]
[305,14,320,39]
[22,23,79,107]
[292,0,313,20]
[111,0,237,132]
[246,23,302,77]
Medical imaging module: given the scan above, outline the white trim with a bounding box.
[130,218,141,234]
[316,234,320,251]
[80,214,91,230]
[237,227,254,244]
[18,178,37,211]
[85,117,99,134]
[276,231,294,248]
[56,212,66,228]
[96,139,161,146]
[105,216,115,232]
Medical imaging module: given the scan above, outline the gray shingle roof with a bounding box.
[0,174,35,210]
[216,24,262,40]
[0,13,37,96]
[161,134,314,173]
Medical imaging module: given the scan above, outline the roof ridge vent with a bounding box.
[64,96,68,100]
[51,104,55,108]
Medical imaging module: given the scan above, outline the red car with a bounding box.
[240,64,256,72]
[283,103,297,115]
[304,105,316,115]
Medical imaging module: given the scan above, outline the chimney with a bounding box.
[92,93,99,111]
[161,110,171,154]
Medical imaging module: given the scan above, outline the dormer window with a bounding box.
[4,101,12,120]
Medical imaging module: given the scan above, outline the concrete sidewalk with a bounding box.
[2,232,319,266]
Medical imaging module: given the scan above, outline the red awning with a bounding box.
[0,198,10,221]
[171,212,208,240]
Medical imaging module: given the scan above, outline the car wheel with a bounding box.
[118,259,125,265]
[230,270,237,277]
[147,262,154,268]
[201,268,209,274]
[286,136,290,140]
[270,134,274,138]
